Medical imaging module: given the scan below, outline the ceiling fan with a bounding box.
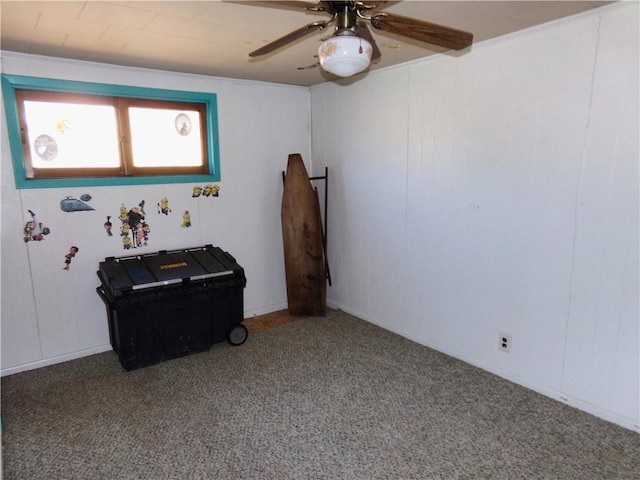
[230,1,473,78]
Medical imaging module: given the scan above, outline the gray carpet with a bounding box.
[2,310,639,479]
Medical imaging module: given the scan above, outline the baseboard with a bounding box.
[332,303,639,434]
[2,304,291,378]
[1,344,113,377]
[244,302,289,319]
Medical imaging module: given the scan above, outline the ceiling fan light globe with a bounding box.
[318,36,372,77]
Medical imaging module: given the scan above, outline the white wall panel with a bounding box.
[313,3,639,431]
[314,70,410,331]
[1,54,311,374]
[0,89,43,367]
[561,5,640,422]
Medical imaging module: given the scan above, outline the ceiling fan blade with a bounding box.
[370,13,473,51]
[297,62,319,70]
[249,21,330,57]
[223,1,318,12]
[355,24,381,62]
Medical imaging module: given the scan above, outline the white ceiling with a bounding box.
[0,1,613,86]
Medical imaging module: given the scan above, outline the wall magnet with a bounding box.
[60,196,94,212]
[104,216,113,236]
[63,246,79,271]
[157,197,172,215]
[180,211,192,228]
[23,209,50,242]
[203,185,220,197]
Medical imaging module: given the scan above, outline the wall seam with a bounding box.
[560,14,603,392]
[19,196,45,360]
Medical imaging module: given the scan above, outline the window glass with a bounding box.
[23,99,120,169]
[128,107,203,168]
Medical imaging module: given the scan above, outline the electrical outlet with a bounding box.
[499,333,512,352]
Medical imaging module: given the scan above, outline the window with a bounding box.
[2,75,220,188]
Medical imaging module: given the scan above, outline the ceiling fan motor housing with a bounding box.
[335,3,357,30]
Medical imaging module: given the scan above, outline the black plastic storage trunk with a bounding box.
[97,245,247,371]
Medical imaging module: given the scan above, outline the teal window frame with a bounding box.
[1,74,221,189]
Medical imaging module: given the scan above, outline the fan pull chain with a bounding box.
[359,37,363,54]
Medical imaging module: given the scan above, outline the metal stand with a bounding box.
[282,166,332,286]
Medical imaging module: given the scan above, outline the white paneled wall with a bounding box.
[561,6,639,424]
[1,53,312,375]
[313,3,638,431]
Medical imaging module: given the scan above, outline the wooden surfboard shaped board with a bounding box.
[281,153,327,316]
